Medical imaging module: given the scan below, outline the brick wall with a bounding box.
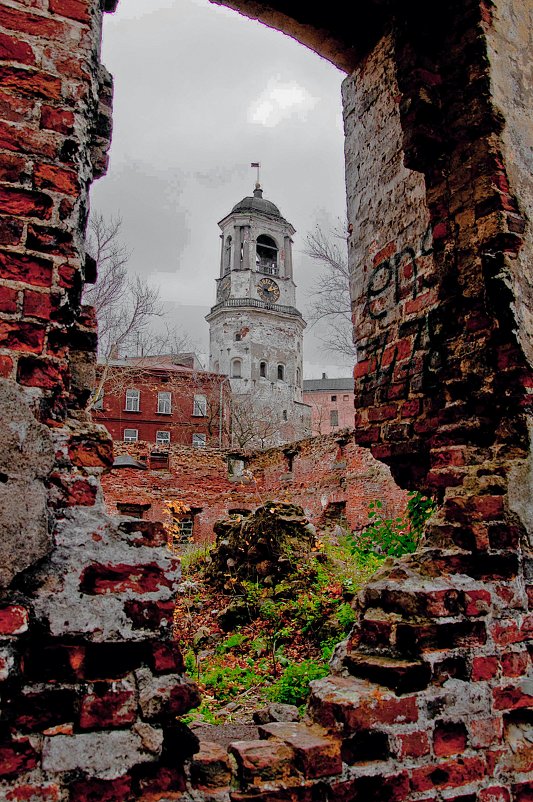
[0,0,531,799]
[102,430,409,543]
[0,1,201,798]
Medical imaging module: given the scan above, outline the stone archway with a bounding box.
[0,0,531,799]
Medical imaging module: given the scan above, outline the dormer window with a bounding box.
[256,235,278,275]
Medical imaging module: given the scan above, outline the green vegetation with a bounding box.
[175,495,436,724]
[348,492,436,561]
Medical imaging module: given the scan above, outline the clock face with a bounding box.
[257,277,280,302]
[217,276,230,302]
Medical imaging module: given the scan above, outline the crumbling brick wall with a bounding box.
[0,1,200,798]
[0,0,531,799]
[102,431,409,542]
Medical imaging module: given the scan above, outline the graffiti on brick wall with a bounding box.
[358,224,443,400]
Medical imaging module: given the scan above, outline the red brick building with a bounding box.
[303,375,355,435]
[92,356,231,449]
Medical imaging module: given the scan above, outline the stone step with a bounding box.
[343,650,431,694]
[258,721,342,779]
[307,674,419,737]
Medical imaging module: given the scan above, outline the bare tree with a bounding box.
[83,213,191,409]
[305,222,355,359]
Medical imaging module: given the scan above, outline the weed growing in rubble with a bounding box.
[349,492,436,560]
[268,659,329,706]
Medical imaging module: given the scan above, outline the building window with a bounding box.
[231,359,242,378]
[256,234,278,275]
[156,430,170,447]
[214,360,220,373]
[235,332,242,341]
[282,409,288,421]
[125,389,140,412]
[277,364,285,381]
[192,433,206,448]
[175,516,193,542]
[193,394,207,416]
[330,410,339,427]
[296,368,301,385]
[157,391,171,414]
[116,502,151,518]
[331,395,337,402]
[343,394,349,401]
[123,428,139,442]
[259,361,267,378]
[93,389,104,410]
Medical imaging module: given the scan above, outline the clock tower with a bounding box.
[206,181,310,447]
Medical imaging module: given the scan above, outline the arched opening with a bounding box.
[256,234,279,275]
[277,363,285,381]
[224,235,232,274]
[231,358,242,378]
[259,360,267,378]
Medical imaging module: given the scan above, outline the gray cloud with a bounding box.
[90,0,349,375]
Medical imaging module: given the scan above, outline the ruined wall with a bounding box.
[102,432,409,542]
[0,1,200,798]
[0,0,531,799]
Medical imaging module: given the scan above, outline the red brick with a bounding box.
[17,355,65,388]
[61,477,97,507]
[67,437,113,469]
[5,784,61,801]
[0,739,38,778]
[149,641,185,674]
[501,651,529,677]
[0,32,35,65]
[410,756,486,792]
[0,152,27,183]
[34,163,79,196]
[79,682,137,730]
[0,186,53,220]
[0,355,13,377]
[0,66,62,100]
[404,289,438,315]
[401,398,421,417]
[0,321,44,353]
[0,6,66,39]
[26,224,75,256]
[513,781,533,802]
[492,620,522,645]
[397,730,430,758]
[79,562,174,595]
[40,105,75,135]
[0,286,18,313]
[493,682,533,711]
[57,262,78,288]
[464,589,492,616]
[0,605,29,636]
[469,718,503,749]
[479,788,511,802]
[49,0,91,23]
[472,655,499,681]
[69,776,133,802]
[433,721,468,757]
[23,289,52,320]
[0,120,57,159]
[0,217,24,246]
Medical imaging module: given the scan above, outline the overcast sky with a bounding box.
[90,0,350,377]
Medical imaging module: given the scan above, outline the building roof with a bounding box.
[230,186,282,220]
[303,377,355,392]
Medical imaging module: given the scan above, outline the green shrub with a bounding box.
[216,632,246,654]
[269,659,329,706]
[349,492,436,560]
